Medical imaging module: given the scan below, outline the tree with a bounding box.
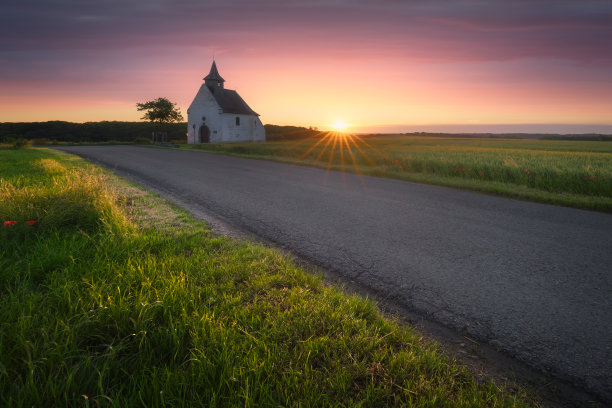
[136,97,184,123]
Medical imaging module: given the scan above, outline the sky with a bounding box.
[1,0,612,133]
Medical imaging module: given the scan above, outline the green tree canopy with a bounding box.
[136,97,184,123]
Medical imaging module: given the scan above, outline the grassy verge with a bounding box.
[180,135,612,212]
[0,148,534,407]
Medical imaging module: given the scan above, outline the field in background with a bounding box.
[0,148,534,406]
[186,134,612,212]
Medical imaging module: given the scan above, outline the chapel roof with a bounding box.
[211,89,259,116]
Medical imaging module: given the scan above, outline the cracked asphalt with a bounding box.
[56,145,612,401]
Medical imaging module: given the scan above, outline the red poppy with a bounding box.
[3,221,17,226]
[479,173,484,177]
[27,220,36,226]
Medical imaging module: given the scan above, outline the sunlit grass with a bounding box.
[184,135,612,211]
[0,149,534,406]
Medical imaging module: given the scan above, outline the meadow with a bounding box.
[0,148,536,406]
[186,134,612,212]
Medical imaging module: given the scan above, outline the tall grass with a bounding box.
[0,149,533,406]
[187,135,612,211]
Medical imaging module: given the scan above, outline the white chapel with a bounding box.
[187,61,265,144]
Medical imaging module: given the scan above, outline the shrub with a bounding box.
[134,137,152,144]
[12,138,31,149]
[1,134,18,144]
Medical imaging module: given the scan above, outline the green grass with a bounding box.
[182,135,612,212]
[0,149,536,407]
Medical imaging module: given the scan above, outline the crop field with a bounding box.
[0,148,535,406]
[186,135,612,211]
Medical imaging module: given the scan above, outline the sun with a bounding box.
[331,120,349,131]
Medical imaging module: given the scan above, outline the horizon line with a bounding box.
[2,120,612,135]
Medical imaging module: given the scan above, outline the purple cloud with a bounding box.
[1,0,611,63]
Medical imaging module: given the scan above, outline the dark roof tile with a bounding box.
[212,89,259,116]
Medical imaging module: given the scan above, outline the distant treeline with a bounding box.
[367,132,612,141]
[263,124,321,140]
[0,121,188,143]
[0,121,322,143]
[540,134,612,141]
[3,121,609,143]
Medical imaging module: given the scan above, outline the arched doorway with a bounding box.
[199,125,210,143]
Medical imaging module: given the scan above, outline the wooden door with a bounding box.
[199,125,210,143]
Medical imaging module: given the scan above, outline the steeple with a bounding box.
[204,60,225,91]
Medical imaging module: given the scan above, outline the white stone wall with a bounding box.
[187,85,223,144]
[219,114,265,142]
[187,84,266,144]
[252,116,266,142]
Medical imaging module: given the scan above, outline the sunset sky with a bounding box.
[1,0,612,133]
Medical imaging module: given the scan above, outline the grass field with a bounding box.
[0,148,536,406]
[184,134,612,212]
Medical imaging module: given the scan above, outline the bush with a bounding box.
[134,137,152,144]
[1,134,18,144]
[12,138,31,149]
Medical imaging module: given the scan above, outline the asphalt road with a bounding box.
[57,146,612,400]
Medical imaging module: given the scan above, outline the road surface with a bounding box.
[56,146,612,401]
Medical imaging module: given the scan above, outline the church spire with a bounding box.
[204,60,225,89]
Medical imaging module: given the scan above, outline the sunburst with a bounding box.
[331,120,349,131]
